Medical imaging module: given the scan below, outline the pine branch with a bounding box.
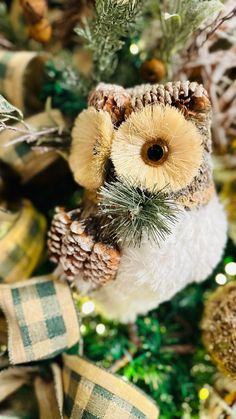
[98,178,179,247]
[75,0,145,81]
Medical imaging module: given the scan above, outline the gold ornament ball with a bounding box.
[140,59,166,83]
[28,19,52,43]
[201,282,236,377]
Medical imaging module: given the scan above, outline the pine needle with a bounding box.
[98,178,180,247]
[75,0,145,81]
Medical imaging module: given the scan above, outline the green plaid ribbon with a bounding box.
[0,275,159,418]
[62,356,159,419]
[0,276,80,364]
[0,200,46,284]
[0,356,159,419]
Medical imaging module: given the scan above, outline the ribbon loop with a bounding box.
[63,355,159,419]
[0,276,80,364]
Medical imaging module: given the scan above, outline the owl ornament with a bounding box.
[48,81,227,323]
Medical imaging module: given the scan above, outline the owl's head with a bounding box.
[69,81,214,245]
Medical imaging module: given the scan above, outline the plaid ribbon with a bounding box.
[0,200,46,284]
[0,110,63,183]
[0,356,159,419]
[63,356,159,419]
[0,50,41,111]
[0,276,80,364]
[0,275,159,418]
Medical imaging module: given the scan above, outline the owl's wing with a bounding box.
[48,207,120,288]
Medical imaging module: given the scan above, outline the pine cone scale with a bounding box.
[48,208,120,288]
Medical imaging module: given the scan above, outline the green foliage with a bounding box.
[98,179,179,247]
[150,0,223,66]
[74,0,145,82]
[41,60,87,118]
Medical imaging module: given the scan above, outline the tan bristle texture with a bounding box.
[69,107,114,190]
[111,104,203,193]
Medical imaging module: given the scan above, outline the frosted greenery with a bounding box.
[74,0,145,81]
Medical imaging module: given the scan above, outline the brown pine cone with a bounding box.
[127,80,211,119]
[48,207,80,262]
[88,83,132,124]
[84,242,120,285]
[48,208,120,287]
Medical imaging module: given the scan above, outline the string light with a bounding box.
[0,344,7,354]
[215,273,227,285]
[129,43,139,55]
[82,301,95,315]
[80,324,87,334]
[96,323,106,335]
[225,262,236,276]
[198,387,209,401]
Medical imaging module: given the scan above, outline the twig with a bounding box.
[203,7,236,47]
[109,348,137,374]
[0,36,14,50]
[161,344,195,354]
[205,384,236,416]
[6,127,60,145]
[202,6,236,46]
[109,343,195,374]
[188,6,236,55]
[0,119,70,149]
[128,323,141,348]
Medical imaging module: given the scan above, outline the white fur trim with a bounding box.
[91,195,227,323]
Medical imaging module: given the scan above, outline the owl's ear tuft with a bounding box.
[88,83,132,125]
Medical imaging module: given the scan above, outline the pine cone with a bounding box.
[48,207,77,264]
[48,208,120,287]
[88,83,132,124]
[84,242,120,285]
[127,81,211,118]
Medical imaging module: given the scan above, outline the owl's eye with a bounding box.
[141,139,169,166]
[111,104,203,192]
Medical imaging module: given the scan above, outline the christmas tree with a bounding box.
[0,1,236,418]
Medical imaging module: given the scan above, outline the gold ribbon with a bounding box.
[0,200,46,283]
[0,50,45,113]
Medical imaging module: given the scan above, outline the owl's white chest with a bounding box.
[92,195,227,323]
